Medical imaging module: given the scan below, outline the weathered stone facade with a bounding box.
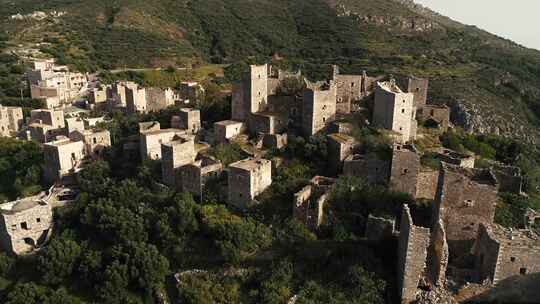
[327,133,356,175]
[397,205,431,302]
[140,128,186,160]
[293,176,335,230]
[0,195,52,255]
[408,76,429,109]
[43,137,85,183]
[343,154,390,184]
[473,224,540,284]
[373,81,417,143]
[421,105,450,131]
[432,164,499,254]
[332,66,380,114]
[390,144,420,198]
[180,157,223,199]
[0,105,23,137]
[492,164,523,194]
[302,83,337,136]
[214,120,246,143]
[228,158,272,209]
[145,87,177,112]
[27,109,66,142]
[69,129,111,159]
[161,136,196,188]
[177,108,201,134]
[126,85,147,114]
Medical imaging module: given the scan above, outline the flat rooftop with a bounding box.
[214,120,243,126]
[229,158,270,171]
[143,128,185,136]
[1,194,48,215]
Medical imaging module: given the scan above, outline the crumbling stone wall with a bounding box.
[408,76,429,109]
[249,112,286,135]
[422,105,450,131]
[145,87,176,112]
[180,158,223,199]
[302,85,337,136]
[0,106,23,136]
[426,220,449,288]
[492,165,523,194]
[333,66,378,114]
[397,205,431,302]
[365,214,396,240]
[390,144,420,198]
[433,164,499,254]
[473,224,540,284]
[327,133,356,176]
[0,199,52,255]
[293,176,335,230]
[416,169,439,200]
[343,154,390,184]
[140,129,186,160]
[438,150,475,168]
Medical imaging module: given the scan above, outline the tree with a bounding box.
[78,160,112,198]
[6,282,81,304]
[38,236,82,285]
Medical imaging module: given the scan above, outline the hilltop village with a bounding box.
[0,58,539,304]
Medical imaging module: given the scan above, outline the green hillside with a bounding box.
[1,0,540,143]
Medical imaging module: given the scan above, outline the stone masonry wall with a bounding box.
[416,169,439,200]
[433,164,498,254]
[408,76,429,109]
[397,205,431,302]
[390,145,420,198]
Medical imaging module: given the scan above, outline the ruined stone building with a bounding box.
[145,87,178,112]
[65,117,85,134]
[293,176,336,230]
[180,157,223,199]
[173,108,201,134]
[262,133,288,150]
[27,59,87,108]
[161,135,197,188]
[87,85,108,110]
[69,129,112,159]
[421,105,450,131]
[43,137,85,183]
[332,65,380,113]
[473,224,540,285]
[397,205,449,303]
[228,158,272,209]
[438,149,475,169]
[178,81,203,103]
[0,105,23,137]
[432,163,499,254]
[0,195,52,255]
[140,126,186,160]
[373,81,417,143]
[343,154,390,184]
[27,109,66,143]
[107,81,138,109]
[327,133,356,175]
[214,120,246,143]
[491,164,524,194]
[407,76,429,110]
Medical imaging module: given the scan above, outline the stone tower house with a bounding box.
[228,158,272,209]
[161,136,196,188]
[407,76,429,109]
[302,83,337,136]
[373,81,417,143]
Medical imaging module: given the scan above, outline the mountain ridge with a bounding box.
[1,0,540,144]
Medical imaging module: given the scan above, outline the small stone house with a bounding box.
[228,158,272,209]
